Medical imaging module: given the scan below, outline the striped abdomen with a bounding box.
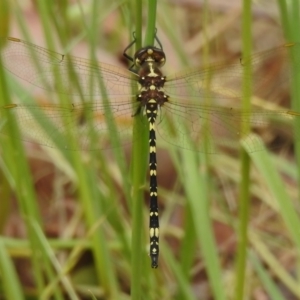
[146,100,159,268]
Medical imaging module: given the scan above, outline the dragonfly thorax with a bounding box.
[137,52,168,108]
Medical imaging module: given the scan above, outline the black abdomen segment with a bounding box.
[146,101,159,268]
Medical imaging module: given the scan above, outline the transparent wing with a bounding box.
[0,37,138,97]
[0,37,144,150]
[164,43,297,103]
[0,101,145,150]
[157,101,299,153]
[158,43,300,153]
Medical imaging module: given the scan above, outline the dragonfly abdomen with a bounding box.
[146,101,159,268]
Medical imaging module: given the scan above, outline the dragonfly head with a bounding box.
[134,46,166,67]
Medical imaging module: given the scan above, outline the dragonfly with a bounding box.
[0,37,300,268]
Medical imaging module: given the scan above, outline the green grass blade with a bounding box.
[131,1,157,299]
[250,251,285,300]
[234,0,252,298]
[243,135,300,248]
[249,232,300,297]
[179,150,226,300]
[0,238,24,300]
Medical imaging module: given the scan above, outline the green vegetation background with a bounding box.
[0,1,300,300]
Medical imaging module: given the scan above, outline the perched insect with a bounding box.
[0,37,299,268]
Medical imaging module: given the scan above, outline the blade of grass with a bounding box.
[243,135,300,249]
[234,0,252,298]
[130,0,155,299]
[249,231,300,297]
[249,251,285,300]
[277,1,300,191]
[28,219,78,300]
[284,0,300,212]
[0,0,11,242]
[0,238,24,300]
[162,243,196,300]
[179,150,226,300]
